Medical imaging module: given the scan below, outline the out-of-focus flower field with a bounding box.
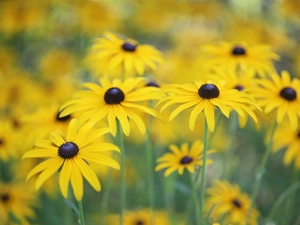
[1,0,300,225]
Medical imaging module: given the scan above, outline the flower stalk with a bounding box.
[250,121,277,212]
[116,120,126,225]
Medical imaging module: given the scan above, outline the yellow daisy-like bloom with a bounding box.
[272,120,300,169]
[60,77,161,136]
[0,120,20,161]
[22,118,120,201]
[205,180,260,225]
[21,104,75,141]
[252,71,300,131]
[155,141,215,177]
[0,0,46,34]
[106,208,171,225]
[0,182,38,224]
[87,32,164,77]
[39,49,76,78]
[158,80,259,132]
[209,69,259,128]
[199,42,279,76]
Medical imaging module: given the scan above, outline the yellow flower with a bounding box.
[87,32,164,77]
[22,118,120,201]
[0,0,46,34]
[199,41,279,76]
[39,49,76,78]
[158,80,260,132]
[155,141,215,177]
[60,77,161,136]
[252,71,300,131]
[106,208,171,225]
[208,69,259,128]
[0,120,20,161]
[205,180,260,225]
[272,119,300,169]
[0,182,38,224]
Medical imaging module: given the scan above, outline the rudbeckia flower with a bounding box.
[105,208,171,225]
[158,80,260,132]
[155,140,215,177]
[252,71,300,131]
[87,32,164,77]
[59,77,161,136]
[272,120,300,169]
[199,41,279,76]
[22,118,120,201]
[205,180,260,225]
[0,182,38,224]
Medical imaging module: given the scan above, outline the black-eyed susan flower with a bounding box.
[272,120,300,169]
[252,71,300,131]
[105,208,171,225]
[0,120,20,161]
[87,32,164,77]
[59,77,161,136]
[22,118,120,201]
[155,141,215,177]
[199,41,279,76]
[205,180,260,225]
[158,80,260,132]
[209,69,260,128]
[0,0,46,34]
[21,104,74,140]
[0,182,38,224]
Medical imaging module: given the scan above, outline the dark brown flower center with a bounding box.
[122,42,137,52]
[135,220,144,225]
[104,87,125,104]
[56,111,71,122]
[198,84,220,99]
[280,87,297,101]
[232,46,246,56]
[58,142,79,159]
[1,194,10,203]
[0,138,4,145]
[146,81,160,87]
[180,156,193,164]
[234,85,244,91]
[232,199,242,208]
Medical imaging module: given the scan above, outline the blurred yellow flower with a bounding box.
[39,49,76,78]
[199,42,279,77]
[206,180,260,225]
[252,71,300,131]
[106,208,171,225]
[87,32,164,77]
[0,0,46,34]
[155,141,215,177]
[272,119,300,169]
[0,182,38,224]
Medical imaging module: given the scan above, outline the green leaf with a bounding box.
[63,199,80,221]
[204,203,217,225]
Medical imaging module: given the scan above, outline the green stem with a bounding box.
[100,166,113,225]
[222,112,238,179]
[190,173,200,225]
[146,115,155,225]
[199,119,209,224]
[116,120,125,225]
[78,201,85,225]
[281,168,300,225]
[267,180,300,223]
[249,121,277,212]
